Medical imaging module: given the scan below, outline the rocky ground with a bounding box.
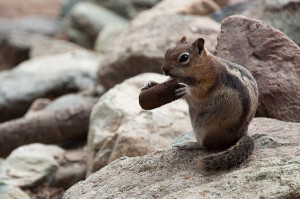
[0,0,300,199]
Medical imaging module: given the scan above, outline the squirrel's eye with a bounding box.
[179,53,189,64]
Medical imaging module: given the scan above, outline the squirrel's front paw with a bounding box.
[175,83,188,97]
[141,81,159,91]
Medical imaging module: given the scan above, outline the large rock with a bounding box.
[0,184,30,199]
[0,50,102,123]
[64,118,300,198]
[0,144,64,188]
[63,1,128,49]
[98,12,220,89]
[215,15,300,122]
[87,73,190,175]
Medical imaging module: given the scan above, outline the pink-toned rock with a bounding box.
[215,15,300,122]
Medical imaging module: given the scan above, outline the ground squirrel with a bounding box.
[143,36,259,173]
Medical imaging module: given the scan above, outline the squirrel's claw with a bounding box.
[141,81,159,91]
[175,83,188,97]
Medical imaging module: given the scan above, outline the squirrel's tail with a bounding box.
[199,135,254,173]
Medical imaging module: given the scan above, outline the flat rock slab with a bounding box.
[64,118,300,198]
[215,15,300,122]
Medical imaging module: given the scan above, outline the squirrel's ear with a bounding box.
[193,38,205,55]
[180,36,187,43]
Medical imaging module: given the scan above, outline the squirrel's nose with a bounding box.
[161,65,169,76]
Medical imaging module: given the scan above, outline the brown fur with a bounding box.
[163,36,259,172]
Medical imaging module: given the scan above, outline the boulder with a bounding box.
[63,1,128,49]
[87,73,190,175]
[88,0,161,19]
[215,16,300,122]
[0,184,30,199]
[98,12,220,89]
[0,50,102,123]
[64,118,300,198]
[0,144,64,188]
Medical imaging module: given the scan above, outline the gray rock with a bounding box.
[64,118,300,199]
[98,12,220,89]
[94,24,128,53]
[87,73,190,175]
[0,50,102,123]
[215,15,300,122]
[63,1,128,49]
[88,0,161,19]
[0,144,64,188]
[0,184,30,199]
[29,34,88,58]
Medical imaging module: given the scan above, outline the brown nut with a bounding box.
[139,79,183,110]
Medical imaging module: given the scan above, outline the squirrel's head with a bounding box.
[162,36,209,85]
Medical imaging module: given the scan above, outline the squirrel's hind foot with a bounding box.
[173,142,204,151]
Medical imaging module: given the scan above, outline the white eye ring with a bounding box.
[178,52,189,65]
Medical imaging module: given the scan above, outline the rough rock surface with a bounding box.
[215,15,300,122]
[0,50,102,123]
[0,144,64,188]
[64,118,300,198]
[87,73,190,175]
[0,184,30,199]
[98,12,220,89]
[63,1,128,49]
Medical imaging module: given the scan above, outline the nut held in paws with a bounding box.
[139,79,184,110]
